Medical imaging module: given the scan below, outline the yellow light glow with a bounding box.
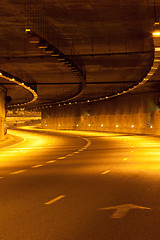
[25,28,31,32]
[88,124,90,126]
[116,125,118,128]
[153,32,160,37]
[155,47,160,51]
[131,125,134,128]
[101,124,103,127]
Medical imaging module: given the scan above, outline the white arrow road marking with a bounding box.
[99,204,151,218]
[44,195,65,205]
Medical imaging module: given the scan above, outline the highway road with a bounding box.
[0,127,160,240]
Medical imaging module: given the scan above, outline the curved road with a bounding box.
[0,127,160,240]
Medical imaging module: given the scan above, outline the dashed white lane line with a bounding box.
[31,164,44,168]
[3,135,91,179]
[101,170,111,175]
[57,156,66,160]
[46,160,56,164]
[66,153,73,156]
[10,170,27,175]
[44,195,65,205]
[123,157,128,161]
[67,153,74,157]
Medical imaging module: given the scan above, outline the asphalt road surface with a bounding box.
[0,126,160,240]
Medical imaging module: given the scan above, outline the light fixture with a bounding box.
[45,46,53,54]
[116,125,118,128]
[25,27,31,33]
[153,31,160,37]
[155,47,160,51]
[51,52,59,57]
[131,125,134,128]
[38,41,48,49]
[29,35,40,44]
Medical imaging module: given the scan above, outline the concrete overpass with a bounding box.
[0,0,160,138]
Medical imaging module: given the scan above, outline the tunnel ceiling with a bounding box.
[0,0,158,108]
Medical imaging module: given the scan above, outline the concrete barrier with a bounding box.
[42,92,160,135]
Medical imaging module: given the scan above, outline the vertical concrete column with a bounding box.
[0,87,6,140]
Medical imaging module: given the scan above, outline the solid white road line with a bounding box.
[44,195,65,205]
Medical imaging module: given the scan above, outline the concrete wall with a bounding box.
[0,87,6,140]
[41,92,160,135]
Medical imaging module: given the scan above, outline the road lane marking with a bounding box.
[67,153,74,156]
[131,146,135,148]
[131,150,134,153]
[57,157,66,159]
[46,160,56,163]
[99,204,151,219]
[44,195,65,205]
[123,157,128,161]
[74,151,79,154]
[1,137,27,150]
[31,164,43,168]
[101,170,111,175]
[79,149,83,151]
[10,170,27,175]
